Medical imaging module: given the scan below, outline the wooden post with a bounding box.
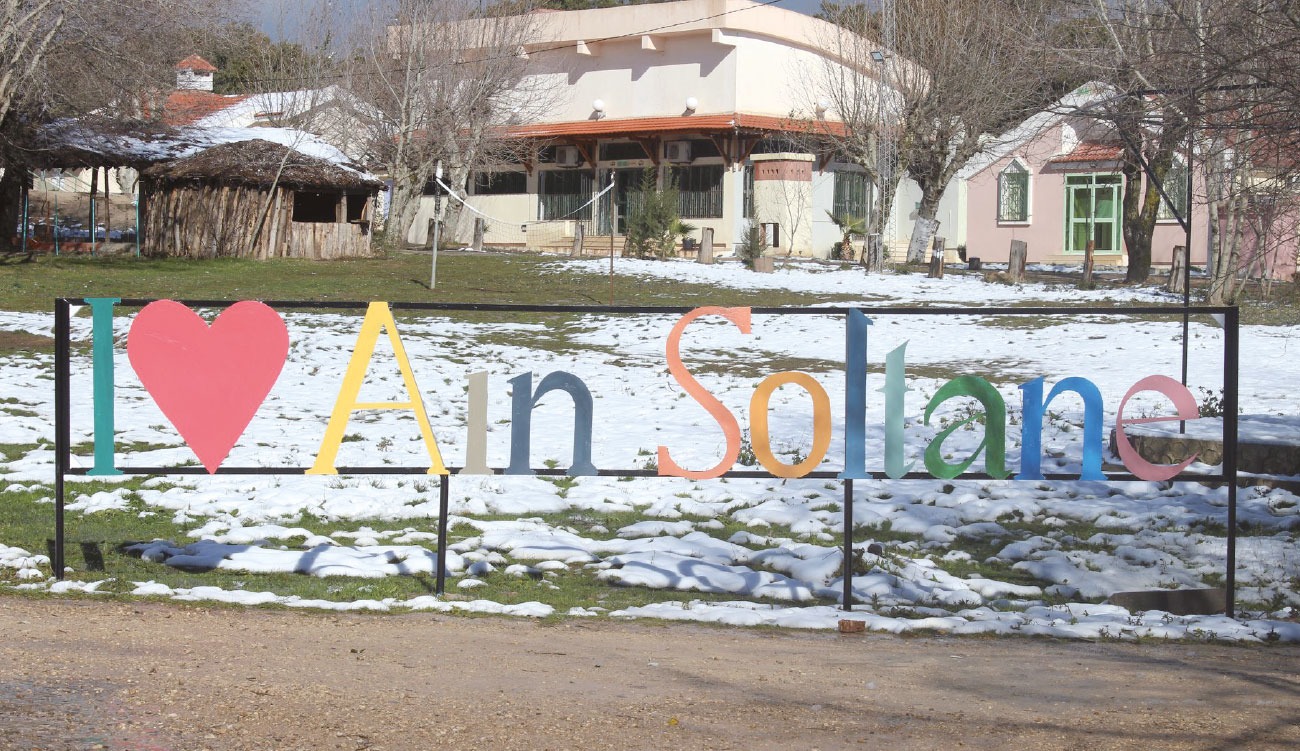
[103,167,111,250]
[927,235,945,278]
[1008,239,1028,283]
[698,227,714,264]
[473,217,485,253]
[89,167,98,254]
[1166,245,1187,294]
[1081,241,1095,288]
[570,222,584,257]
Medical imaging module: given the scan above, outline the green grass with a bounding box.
[0,250,860,312]
[0,482,840,612]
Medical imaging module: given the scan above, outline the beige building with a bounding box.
[418,0,914,259]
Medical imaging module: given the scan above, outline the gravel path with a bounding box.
[2,596,1297,750]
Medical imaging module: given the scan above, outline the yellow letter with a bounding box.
[308,302,447,475]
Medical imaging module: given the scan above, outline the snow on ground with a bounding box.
[2,258,1299,642]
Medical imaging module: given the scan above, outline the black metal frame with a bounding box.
[52,299,1241,616]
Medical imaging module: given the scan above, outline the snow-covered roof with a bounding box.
[957,82,1115,181]
[36,120,373,180]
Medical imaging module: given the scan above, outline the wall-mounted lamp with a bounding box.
[592,98,606,118]
[815,100,831,116]
[684,96,698,113]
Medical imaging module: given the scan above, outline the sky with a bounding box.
[3,256,1298,641]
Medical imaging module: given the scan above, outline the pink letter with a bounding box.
[1114,375,1200,481]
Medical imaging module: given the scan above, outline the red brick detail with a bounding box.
[753,160,812,181]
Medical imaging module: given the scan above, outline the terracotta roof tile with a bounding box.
[163,90,249,126]
[176,55,217,72]
[1049,141,1122,164]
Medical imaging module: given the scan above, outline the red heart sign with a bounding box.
[127,300,289,473]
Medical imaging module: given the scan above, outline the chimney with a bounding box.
[175,55,217,92]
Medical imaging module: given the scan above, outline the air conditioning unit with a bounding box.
[555,145,583,167]
[664,140,692,163]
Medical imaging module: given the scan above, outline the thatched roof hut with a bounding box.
[140,138,383,260]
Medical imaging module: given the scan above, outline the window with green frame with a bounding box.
[832,170,869,221]
[997,161,1029,221]
[538,170,593,220]
[670,164,724,218]
[1158,161,1189,221]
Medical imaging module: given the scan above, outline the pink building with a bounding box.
[958,84,1210,271]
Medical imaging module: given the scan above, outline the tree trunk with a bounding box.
[1121,157,1152,283]
[1207,194,1243,305]
[907,216,939,265]
[866,234,884,272]
[0,168,23,252]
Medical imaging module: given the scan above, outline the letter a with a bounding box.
[308,302,447,475]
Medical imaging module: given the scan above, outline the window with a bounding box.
[997,161,1029,222]
[539,170,593,220]
[473,171,527,195]
[1158,161,1189,221]
[599,142,648,161]
[687,139,721,159]
[670,164,724,218]
[345,194,368,223]
[832,170,869,221]
[293,191,338,223]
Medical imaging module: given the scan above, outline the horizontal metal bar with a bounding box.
[59,297,1236,318]
[62,465,1226,483]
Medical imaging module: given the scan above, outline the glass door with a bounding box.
[598,168,646,235]
[1065,174,1121,253]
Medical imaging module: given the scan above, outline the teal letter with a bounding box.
[1017,377,1106,481]
[87,298,122,476]
[506,371,597,476]
[923,376,1010,480]
[882,343,914,479]
[839,310,870,479]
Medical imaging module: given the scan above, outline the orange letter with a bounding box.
[658,307,750,479]
[750,372,831,478]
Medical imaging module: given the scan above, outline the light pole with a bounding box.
[430,160,442,290]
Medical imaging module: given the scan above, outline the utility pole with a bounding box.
[430,161,442,290]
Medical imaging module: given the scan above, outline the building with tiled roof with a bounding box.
[404,0,906,257]
[955,83,1217,271]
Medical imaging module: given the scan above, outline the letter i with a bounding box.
[461,371,491,475]
[87,298,122,476]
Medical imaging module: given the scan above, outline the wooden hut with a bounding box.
[140,139,382,259]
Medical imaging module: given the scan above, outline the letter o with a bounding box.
[749,372,832,478]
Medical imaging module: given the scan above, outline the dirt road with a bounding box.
[1,597,1296,750]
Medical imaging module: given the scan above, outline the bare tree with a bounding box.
[1158,0,1300,302]
[347,0,553,246]
[890,0,1061,264]
[810,1,1059,266]
[802,4,893,270]
[0,0,232,250]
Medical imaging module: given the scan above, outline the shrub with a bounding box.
[625,168,681,260]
